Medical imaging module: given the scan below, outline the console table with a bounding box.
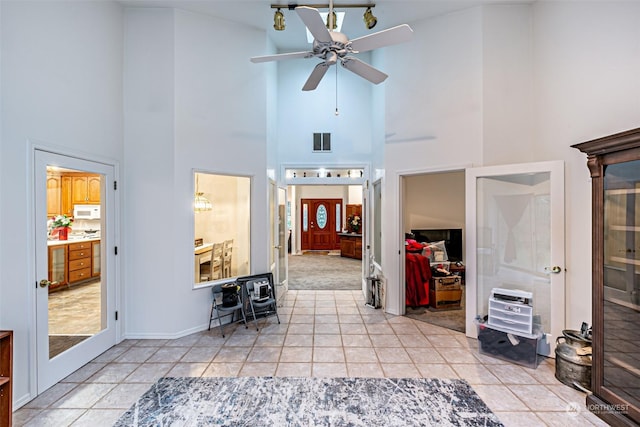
[338,233,362,260]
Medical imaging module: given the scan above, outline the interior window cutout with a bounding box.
[193,172,251,285]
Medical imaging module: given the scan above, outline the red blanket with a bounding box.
[406,253,431,307]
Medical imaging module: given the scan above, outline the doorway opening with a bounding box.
[288,184,363,291]
[401,170,466,333]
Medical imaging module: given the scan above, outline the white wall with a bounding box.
[482,4,535,165]
[276,53,376,166]
[123,8,268,337]
[0,0,124,407]
[531,1,640,329]
[404,171,465,232]
[382,7,484,315]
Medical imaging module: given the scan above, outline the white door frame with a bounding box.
[394,165,469,316]
[30,143,120,395]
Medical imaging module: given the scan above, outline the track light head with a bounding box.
[363,7,377,29]
[326,10,337,30]
[273,8,285,31]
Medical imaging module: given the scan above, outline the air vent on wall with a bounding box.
[313,132,331,152]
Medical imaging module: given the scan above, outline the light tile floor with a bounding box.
[14,290,609,426]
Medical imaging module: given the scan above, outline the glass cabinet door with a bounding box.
[603,160,640,410]
[92,241,100,277]
[48,245,67,288]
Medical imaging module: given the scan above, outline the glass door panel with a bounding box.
[276,187,288,303]
[45,166,105,360]
[603,160,640,408]
[466,161,564,356]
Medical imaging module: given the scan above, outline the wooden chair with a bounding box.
[222,239,233,278]
[200,242,223,282]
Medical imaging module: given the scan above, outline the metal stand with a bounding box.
[365,276,381,309]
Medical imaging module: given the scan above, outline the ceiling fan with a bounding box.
[250,5,413,91]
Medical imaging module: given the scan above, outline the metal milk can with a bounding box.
[555,328,592,391]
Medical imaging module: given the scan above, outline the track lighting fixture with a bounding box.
[270,4,377,32]
[273,8,285,31]
[363,7,377,29]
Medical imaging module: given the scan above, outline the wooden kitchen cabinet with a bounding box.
[339,233,362,259]
[47,173,62,217]
[92,240,101,277]
[71,174,101,205]
[48,245,68,290]
[0,331,13,427]
[46,173,73,217]
[46,170,96,216]
[48,239,100,291]
[68,241,92,283]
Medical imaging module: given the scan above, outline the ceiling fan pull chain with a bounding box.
[335,64,339,116]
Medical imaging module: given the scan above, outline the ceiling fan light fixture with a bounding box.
[326,10,337,30]
[363,7,377,29]
[273,8,285,31]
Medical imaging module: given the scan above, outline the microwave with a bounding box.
[74,205,100,220]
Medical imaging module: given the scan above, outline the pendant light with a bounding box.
[194,174,212,212]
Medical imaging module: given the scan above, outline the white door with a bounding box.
[465,161,565,357]
[361,180,370,292]
[275,187,288,303]
[35,149,117,392]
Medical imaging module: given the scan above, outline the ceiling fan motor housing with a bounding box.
[313,31,350,63]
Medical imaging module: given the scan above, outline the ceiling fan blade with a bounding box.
[296,6,332,43]
[341,57,388,84]
[302,62,331,91]
[349,24,413,53]
[250,51,312,63]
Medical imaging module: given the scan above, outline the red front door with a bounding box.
[301,198,342,251]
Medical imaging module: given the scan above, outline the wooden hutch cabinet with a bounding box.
[573,127,640,426]
[0,331,13,427]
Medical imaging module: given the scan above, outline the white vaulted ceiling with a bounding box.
[118,0,533,51]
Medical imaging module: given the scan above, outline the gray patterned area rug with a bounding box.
[114,376,503,427]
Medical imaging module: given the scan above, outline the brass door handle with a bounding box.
[544,266,563,274]
[39,279,59,288]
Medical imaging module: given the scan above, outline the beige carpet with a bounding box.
[404,286,466,333]
[288,253,361,290]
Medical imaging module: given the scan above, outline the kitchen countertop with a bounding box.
[47,236,100,246]
[338,232,362,237]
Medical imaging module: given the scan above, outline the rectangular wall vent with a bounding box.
[313,133,331,152]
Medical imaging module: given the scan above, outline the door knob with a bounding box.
[544,266,563,274]
[39,279,58,288]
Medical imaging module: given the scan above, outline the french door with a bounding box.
[270,180,288,304]
[465,161,565,357]
[35,149,117,392]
